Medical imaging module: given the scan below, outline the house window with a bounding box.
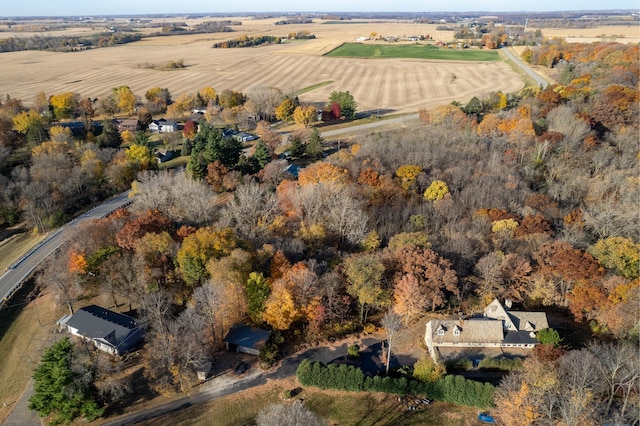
[453,329,460,336]
[437,329,444,336]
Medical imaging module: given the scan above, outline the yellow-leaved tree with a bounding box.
[588,236,640,279]
[176,226,236,286]
[12,110,45,134]
[395,165,423,191]
[49,92,77,119]
[423,180,449,201]
[293,105,316,127]
[125,144,155,169]
[263,283,300,330]
[199,86,217,104]
[49,126,73,143]
[113,86,136,114]
[492,218,519,238]
[275,98,296,123]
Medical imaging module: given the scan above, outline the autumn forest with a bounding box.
[0,37,638,424]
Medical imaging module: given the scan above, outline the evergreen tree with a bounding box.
[132,130,150,148]
[252,140,271,168]
[289,134,305,158]
[26,120,49,145]
[96,120,123,148]
[245,272,271,323]
[29,337,103,425]
[305,128,324,160]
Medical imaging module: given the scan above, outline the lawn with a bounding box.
[0,231,45,272]
[326,43,500,61]
[139,381,483,426]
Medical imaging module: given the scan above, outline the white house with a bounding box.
[425,299,549,360]
[57,305,144,356]
[148,118,178,133]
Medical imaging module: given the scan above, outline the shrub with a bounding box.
[477,357,523,371]
[536,328,562,346]
[413,357,446,382]
[347,344,360,359]
[445,358,473,372]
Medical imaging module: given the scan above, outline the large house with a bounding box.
[114,118,140,133]
[425,299,549,359]
[148,119,178,133]
[57,305,144,356]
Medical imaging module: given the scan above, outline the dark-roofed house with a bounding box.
[223,323,271,356]
[425,299,548,360]
[114,118,140,133]
[57,305,144,356]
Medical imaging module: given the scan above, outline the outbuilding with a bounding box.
[223,323,271,356]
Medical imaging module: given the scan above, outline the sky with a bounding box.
[2,0,638,17]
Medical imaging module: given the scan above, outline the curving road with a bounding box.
[501,47,548,89]
[0,191,132,310]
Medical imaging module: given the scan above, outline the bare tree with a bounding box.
[381,309,402,375]
[588,341,640,420]
[132,171,218,225]
[556,348,603,426]
[37,249,79,315]
[221,181,279,244]
[247,85,283,121]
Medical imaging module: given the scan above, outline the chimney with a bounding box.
[504,299,512,309]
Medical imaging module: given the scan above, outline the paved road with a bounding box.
[0,191,132,310]
[319,114,420,139]
[501,47,548,89]
[103,337,382,425]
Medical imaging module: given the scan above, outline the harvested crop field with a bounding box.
[0,18,525,115]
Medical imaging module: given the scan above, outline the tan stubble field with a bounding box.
[0,18,529,115]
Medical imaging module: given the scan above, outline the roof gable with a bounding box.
[484,299,516,330]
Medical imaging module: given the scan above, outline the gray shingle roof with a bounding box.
[224,323,271,351]
[65,305,139,346]
[428,319,504,344]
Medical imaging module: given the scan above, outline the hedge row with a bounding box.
[296,360,494,408]
[478,356,523,371]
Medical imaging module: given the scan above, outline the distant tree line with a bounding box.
[0,21,237,53]
[0,32,142,52]
[213,35,281,48]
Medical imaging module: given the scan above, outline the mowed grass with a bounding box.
[140,382,482,426]
[0,290,62,423]
[326,43,500,61]
[0,232,45,272]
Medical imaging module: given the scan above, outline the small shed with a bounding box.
[223,324,271,356]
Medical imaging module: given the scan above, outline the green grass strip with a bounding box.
[325,43,499,61]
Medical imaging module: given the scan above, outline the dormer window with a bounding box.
[436,324,446,336]
[453,325,461,336]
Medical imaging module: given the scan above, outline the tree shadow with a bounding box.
[103,367,159,417]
